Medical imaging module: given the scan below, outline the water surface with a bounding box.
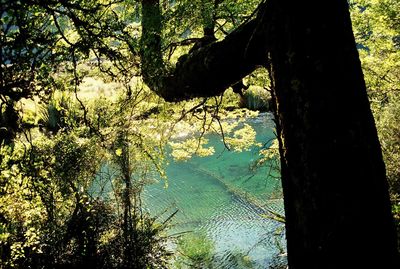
[143,113,286,268]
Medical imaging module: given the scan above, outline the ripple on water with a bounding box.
[142,113,286,268]
[203,197,285,268]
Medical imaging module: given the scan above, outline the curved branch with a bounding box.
[140,0,271,102]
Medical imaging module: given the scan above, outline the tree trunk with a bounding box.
[140,0,400,267]
[266,0,399,268]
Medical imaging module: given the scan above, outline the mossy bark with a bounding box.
[140,0,269,101]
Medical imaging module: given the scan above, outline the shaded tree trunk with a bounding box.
[266,0,399,268]
[140,0,399,267]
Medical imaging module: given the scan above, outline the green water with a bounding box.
[142,113,286,268]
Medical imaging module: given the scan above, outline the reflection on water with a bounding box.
[142,113,287,268]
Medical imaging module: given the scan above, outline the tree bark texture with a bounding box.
[266,0,399,268]
[140,0,399,268]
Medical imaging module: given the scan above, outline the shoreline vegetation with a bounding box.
[1,0,399,268]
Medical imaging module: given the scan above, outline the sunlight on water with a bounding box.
[142,113,287,268]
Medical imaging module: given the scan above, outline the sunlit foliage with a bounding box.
[351,0,400,237]
[1,0,399,267]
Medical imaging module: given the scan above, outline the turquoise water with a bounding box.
[142,113,286,268]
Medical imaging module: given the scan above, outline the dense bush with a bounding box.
[0,120,173,268]
[351,0,400,241]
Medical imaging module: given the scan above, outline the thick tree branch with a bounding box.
[140,0,270,102]
[139,1,400,267]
